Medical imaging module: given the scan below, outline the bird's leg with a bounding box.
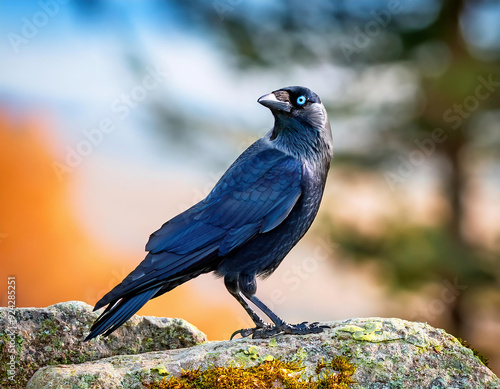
[228,274,328,339]
[232,274,327,339]
[247,294,328,337]
[227,274,279,339]
[225,275,272,339]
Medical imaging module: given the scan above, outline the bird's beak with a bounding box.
[258,92,291,113]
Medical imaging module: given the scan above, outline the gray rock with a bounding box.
[0,301,206,388]
[27,317,500,389]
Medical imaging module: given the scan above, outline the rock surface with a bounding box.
[27,316,500,389]
[0,301,206,388]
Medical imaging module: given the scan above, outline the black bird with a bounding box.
[85,86,333,340]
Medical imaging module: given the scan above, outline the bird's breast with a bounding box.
[215,161,328,278]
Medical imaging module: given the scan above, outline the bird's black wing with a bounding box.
[147,147,303,256]
[87,147,302,339]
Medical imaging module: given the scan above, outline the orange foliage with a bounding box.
[0,109,238,340]
[0,110,118,307]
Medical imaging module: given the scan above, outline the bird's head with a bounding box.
[258,86,332,163]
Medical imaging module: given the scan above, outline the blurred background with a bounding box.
[1,0,500,373]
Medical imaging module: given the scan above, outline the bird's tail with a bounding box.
[85,287,161,341]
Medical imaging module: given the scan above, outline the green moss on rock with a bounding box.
[0,301,206,388]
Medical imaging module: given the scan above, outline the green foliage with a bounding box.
[327,221,496,290]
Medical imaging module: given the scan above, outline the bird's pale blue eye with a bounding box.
[296,95,306,105]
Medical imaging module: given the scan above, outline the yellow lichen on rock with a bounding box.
[146,357,356,389]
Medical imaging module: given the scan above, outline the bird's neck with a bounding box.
[270,119,332,173]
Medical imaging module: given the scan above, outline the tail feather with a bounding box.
[85,287,161,341]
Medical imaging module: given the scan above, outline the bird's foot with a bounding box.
[277,321,329,335]
[230,322,329,339]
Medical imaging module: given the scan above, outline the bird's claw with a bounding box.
[230,327,257,339]
[231,322,329,339]
[230,324,279,339]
